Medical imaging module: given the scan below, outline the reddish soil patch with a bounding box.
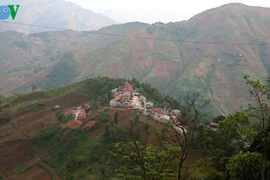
[107,108,135,127]
[14,111,53,136]
[52,92,91,108]
[88,124,108,140]
[128,29,154,50]
[14,109,52,124]
[10,108,58,138]
[105,63,123,77]
[0,139,35,172]
[139,116,164,132]
[154,67,171,77]
[26,92,46,100]
[194,68,204,77]
[216,68,225,79]
[152,60,179,77]
[247,59,263,69]
[4,129,29,142]
[0,104,10,112]
[235,81,245,89]
[0,123,14,137]
[63,120,82,129]
[84,120,97,128]
[88,108,136,140]
[0,122,29,142]
[40,151,51,161]
[38,113,57,128]
[5,165,52,180]
[4,92,92,138]
[128,38,151,58]
[75,54,82,64]
[146,38,153,50]
[14,144,50,168]
[26,156,40,168]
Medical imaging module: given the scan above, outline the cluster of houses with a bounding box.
[54,81,218,131]
[109,82,219,131]
[109,82,147,109]
[71,103,90,121]
[145,108,181,122]
[109,82,182,124]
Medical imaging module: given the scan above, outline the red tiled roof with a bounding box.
[78,109,86,119]
[210,122,218,127]
[152,108,162,113]
[124,84,133,91]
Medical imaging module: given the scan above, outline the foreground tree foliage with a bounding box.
[227,151,263,180]
[212,115,226,123]
[110,141,180,180]
[183,76,270,180]
[189,158,226,180]
[244,75,270,180]
[212,75,270,180]
[218,112,256,152]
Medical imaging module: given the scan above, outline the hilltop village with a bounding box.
[109,82,181,123]
[59,82,218,132]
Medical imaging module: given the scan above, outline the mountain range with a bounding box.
[0,0,117,34]
[1,3,270,115]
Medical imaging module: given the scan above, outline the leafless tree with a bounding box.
[171,93,210,180]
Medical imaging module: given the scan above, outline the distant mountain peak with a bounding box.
[0,0,117,34]
[189,2,270,21]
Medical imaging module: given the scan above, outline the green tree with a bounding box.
[40,121,44,129]
[193,124,234,174]
[104,125,111,139]
[190,158,226,180]
[131,77,140,88]
[218,112,256,152]
[227,151,263,180]
[55,109,65,123]
[109,141,180,180]
[212,115,226,123]
[108,91,113,100]
[244,75,270,179]
[114,112,118,126]
[0,92,6,99]
[31,84,37,92]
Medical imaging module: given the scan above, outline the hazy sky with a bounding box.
[66,0,270,23]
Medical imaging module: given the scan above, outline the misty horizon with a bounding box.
[66,0,270,23]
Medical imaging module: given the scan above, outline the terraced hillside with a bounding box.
[0,77,195,179]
